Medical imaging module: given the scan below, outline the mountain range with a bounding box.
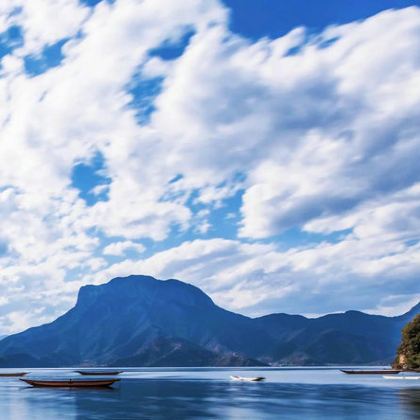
[0,275,417,367]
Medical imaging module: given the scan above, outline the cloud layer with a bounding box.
[0,1,419,333]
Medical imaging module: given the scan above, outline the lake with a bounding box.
[0,367,419,419]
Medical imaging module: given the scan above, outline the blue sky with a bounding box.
[225,0,420,38]
[0,0,419,334]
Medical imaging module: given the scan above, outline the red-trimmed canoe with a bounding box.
[20,378,120,387]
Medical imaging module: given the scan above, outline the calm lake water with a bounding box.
[0,367,419,419]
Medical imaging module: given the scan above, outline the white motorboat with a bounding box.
[230,375,265,382]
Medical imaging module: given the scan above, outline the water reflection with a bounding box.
[400,388,420,418]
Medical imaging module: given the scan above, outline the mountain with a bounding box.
[254,305,420,365]
[0,275,272,367]
[0,275,417,367]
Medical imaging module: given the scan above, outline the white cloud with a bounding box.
[0,2,418,332]
[0,0,228,332]
[14,0,89,54]
[103,241,145,257]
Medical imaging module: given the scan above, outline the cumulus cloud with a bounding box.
[0,1,419,332]
[103,241,145,257]
[0,0,227,332]
[14,0,89,54]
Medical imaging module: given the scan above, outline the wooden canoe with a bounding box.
[0,372,28,377]
[341,369,401,375]
[74,370,123,376]
[20,378,120,388]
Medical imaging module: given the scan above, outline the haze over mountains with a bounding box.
[0,275,417,367]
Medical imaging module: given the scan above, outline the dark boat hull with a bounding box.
[341,369,401,375]
[0,372,27,377]
[20,378,120,387]
[75,370,123,376]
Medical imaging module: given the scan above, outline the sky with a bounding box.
[0,0,420,334]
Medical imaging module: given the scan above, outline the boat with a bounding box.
[20,378,120,388]
[383,375,420,380]
[74,370,123,376]
[340,369,401,375]
[0,372,28,377]
[230,375,265,382]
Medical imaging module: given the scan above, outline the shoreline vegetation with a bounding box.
[393,314,420,371]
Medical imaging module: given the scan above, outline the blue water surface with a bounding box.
[0,367,419,419]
